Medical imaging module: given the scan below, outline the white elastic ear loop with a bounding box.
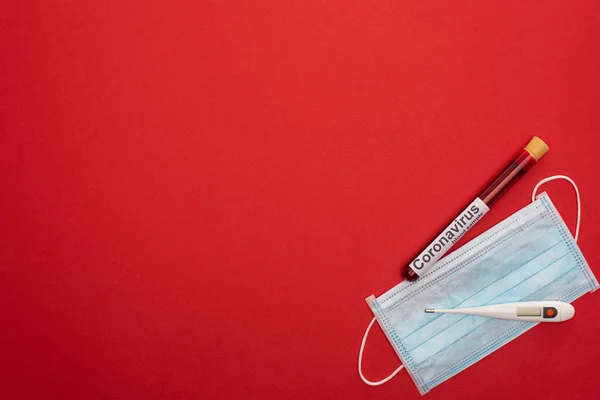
[358,317,404,386]
[531,175,581,242]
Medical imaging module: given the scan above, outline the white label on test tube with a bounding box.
[410,198,489,276]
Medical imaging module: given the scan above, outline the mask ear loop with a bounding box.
[358,317,404,386]
[531,175,581,242]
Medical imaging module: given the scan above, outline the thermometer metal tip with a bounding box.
[425,309,434,313]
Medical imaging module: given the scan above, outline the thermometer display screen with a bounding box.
[516,307,542,317]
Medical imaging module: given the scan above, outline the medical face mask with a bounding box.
[358,176,598,395]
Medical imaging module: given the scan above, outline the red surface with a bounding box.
[2,1,600,399]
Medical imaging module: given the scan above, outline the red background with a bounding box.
[2,1,600,399]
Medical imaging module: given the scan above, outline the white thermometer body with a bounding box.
[425,301,575,322]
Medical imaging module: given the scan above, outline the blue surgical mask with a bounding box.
[358,177,598,395]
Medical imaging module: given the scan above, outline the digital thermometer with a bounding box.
[424,301,575,322]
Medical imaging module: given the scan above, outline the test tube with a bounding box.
[402,137,549,282]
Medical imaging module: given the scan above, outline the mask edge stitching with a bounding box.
[542,195,598,291]
[371,299,429,392]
